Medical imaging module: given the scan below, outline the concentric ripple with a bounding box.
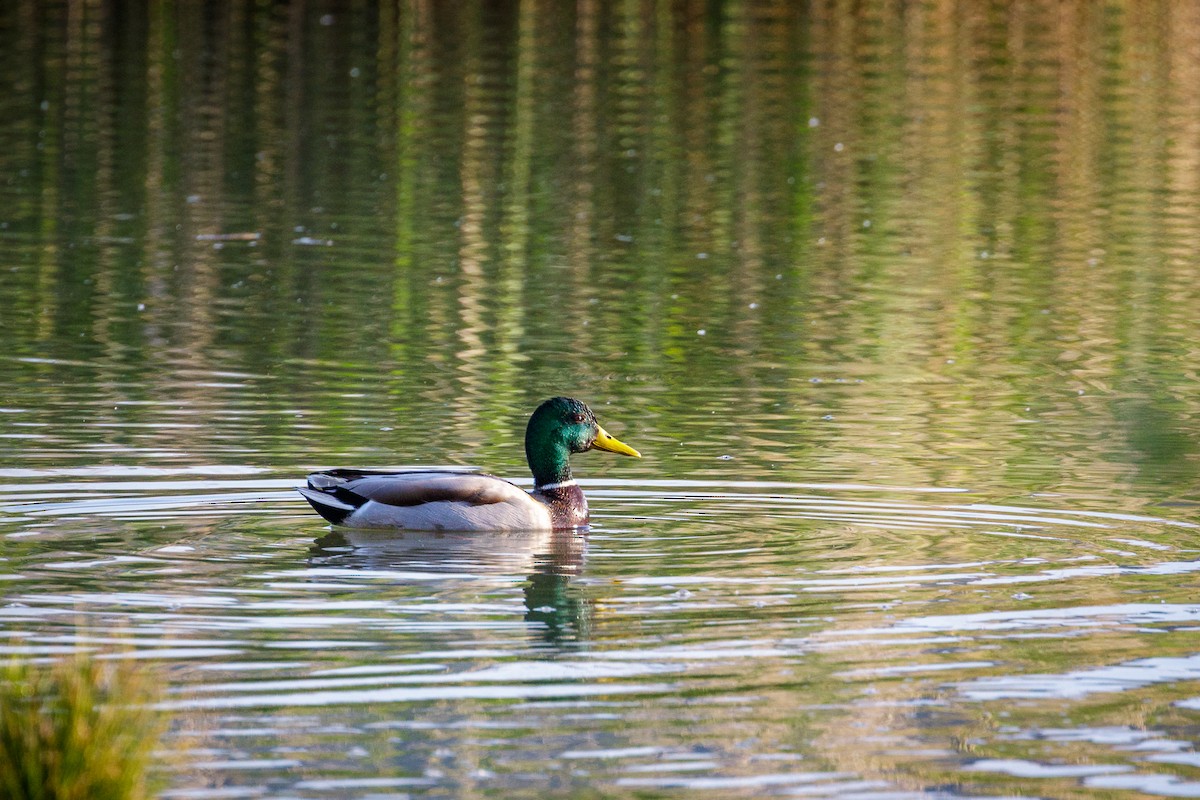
[3,471,1200,798]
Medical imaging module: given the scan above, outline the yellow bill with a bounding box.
[591,425,641,458]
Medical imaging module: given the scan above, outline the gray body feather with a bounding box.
[299,470,555,531]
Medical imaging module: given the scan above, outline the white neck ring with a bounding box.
[537,479,577,492]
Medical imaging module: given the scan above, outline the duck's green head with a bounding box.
[525,397,640,487]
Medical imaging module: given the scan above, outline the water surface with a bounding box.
[4,2,1200,798]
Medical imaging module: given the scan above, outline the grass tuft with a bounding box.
[0,651,166,800]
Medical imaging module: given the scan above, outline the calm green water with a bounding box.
[4,2,1200,798]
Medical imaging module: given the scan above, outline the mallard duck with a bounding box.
[297,397,640,531]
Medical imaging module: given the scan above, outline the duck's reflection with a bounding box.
[310,528,592,645]
[520,530,592,645]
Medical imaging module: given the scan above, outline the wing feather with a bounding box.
[310,470,527,508]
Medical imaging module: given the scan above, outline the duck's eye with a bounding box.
[572,413,586,424]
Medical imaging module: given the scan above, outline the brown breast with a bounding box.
[535,484,590,529]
